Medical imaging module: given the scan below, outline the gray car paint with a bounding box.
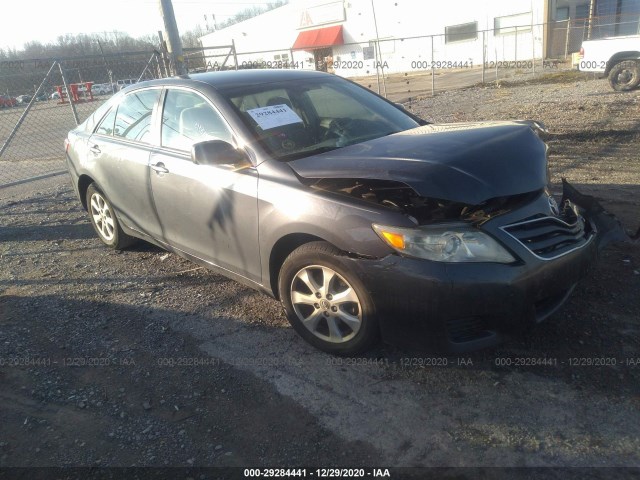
[287,122,549,205]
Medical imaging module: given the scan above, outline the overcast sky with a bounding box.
[1,0,274,50]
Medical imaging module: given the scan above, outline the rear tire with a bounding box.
[608,60,640,91]
[86,183,136,250]
[278,241,379,355]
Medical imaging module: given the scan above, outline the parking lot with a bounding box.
[1,73,639,476]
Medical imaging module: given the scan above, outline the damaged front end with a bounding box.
[561,179,639,250]
[308,176,636,260]
[294,120,636,260]
[307,177,542,226]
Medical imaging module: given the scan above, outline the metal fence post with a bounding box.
[154,53,163,78]
[137,53,160,82]
[373,40,381,95]
[431,36,435,96]
[108,69,115,93]
[157,31,171,77]
[530,24,536,71]
[531,21,536,77]
[58,62,80,125]
[380,40,387,98]
[587,0,595,40]
[232,40,239,70]
[482,30,486,84]
[565,18,571,59]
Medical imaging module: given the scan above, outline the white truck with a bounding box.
[578,35,640,91]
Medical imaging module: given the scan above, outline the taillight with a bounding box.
[64,138,70,153]
[579,47,584,58]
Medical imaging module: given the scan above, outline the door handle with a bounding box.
[89,145,101,155]
[150,162,169,174]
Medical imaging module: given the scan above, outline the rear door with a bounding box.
[87,87,161,236]
[148,87,261,282]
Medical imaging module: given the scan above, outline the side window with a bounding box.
[161,89,232,152]
[95,108,117,136]
[113,89,159,143]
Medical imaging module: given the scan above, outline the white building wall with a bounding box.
[199,1,302,68]
[200,0,548,77]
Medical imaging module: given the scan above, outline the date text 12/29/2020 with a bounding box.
[243,468,391,477]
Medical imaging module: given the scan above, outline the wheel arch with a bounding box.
[78,174,96,211]
[605,53,640,74]
[268,233,335,299]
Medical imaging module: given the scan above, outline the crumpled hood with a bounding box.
[289,121,548,205]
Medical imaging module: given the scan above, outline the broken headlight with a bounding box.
[372,223,516,263]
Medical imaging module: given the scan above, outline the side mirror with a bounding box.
[191,140,250,167]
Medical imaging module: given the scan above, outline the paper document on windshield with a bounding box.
[247,104,303,130]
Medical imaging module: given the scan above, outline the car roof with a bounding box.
[135,69,332,91]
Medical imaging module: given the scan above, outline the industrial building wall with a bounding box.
[201,0,548,75]
[198,0,637,79]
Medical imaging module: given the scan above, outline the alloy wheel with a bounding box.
[290,265,362,343]
[90,193,115,242]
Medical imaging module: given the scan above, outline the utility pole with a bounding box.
[159,0,186,75]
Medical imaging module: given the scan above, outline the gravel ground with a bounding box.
[0,73,639,478]
[412,71,640,190]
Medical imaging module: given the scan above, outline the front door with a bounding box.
[148,88,261,283]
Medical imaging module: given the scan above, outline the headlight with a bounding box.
[372,223,516,263]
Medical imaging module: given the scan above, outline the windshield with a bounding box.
[220,76,420,161]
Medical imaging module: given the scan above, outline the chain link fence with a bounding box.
[1,14,638,189]
[183,44,238,73]
[197,21,553,103]
[0,51,163,188]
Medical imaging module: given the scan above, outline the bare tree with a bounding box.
[216,0,288,30]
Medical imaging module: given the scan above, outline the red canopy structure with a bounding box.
[292,25,344,50]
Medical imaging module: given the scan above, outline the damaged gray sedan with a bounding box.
[65,70,622,355]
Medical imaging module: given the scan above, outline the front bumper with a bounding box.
[347,189,603,352]
[350,239,596,352]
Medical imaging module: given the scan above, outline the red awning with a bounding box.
[292,25,344,50]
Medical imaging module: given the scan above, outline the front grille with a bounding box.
[501,210,594,260]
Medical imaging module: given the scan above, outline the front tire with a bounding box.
[86,183,135,249]
[608,60,640,91]
[278,241,379,355]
